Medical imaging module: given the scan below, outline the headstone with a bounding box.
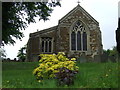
[101,53,108,62]
[94,55,101,62]
[77,54,87,63]
[87,57,94,62]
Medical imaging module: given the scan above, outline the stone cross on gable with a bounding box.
[77,0,83,5]
[77,0,80,4]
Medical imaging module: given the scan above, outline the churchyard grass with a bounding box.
[2,62,118,88]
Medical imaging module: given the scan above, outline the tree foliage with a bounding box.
[103,46,118,56]
[2,1,61,45]
[116,18,120,53]
[0,47,7,60]
[17,45,27,62]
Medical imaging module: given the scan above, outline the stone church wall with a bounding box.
[56,27,70,53]
[26,5,103,62]
[26,36,40,62]
[26,27,58,62]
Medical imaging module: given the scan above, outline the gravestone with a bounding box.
[94,55,101,62]
[101,53,108,62]
[77,54,87,63]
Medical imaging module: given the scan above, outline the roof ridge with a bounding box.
[30,25,58,36]
[59,4,98,25]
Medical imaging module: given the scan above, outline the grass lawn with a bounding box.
[2,62,118,88]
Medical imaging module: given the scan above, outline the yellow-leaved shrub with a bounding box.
[33,52,79,80]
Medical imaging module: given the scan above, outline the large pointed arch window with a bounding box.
[71,20,87,51]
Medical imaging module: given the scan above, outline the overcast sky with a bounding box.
[3,0,119,59]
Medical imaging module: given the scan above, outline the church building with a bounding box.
[26,4,103,62]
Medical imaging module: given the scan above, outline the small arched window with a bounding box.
[71,20,87,51]
[41,37,52,53]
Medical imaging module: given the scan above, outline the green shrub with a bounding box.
[33,52,79,82]
[55,67,78,86]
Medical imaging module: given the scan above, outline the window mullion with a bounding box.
[76,31,77,51]
[81,32,83,51]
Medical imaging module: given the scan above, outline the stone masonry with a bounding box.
[26,4,103,62]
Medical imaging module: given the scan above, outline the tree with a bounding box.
[0,47,7,60]
[108,46,118,56]
[17,45,27,62]
[2,1,61,45]
[103,46,119,62]
[116,18,120,53]
[103,46,118,56]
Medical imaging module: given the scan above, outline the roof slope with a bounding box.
[59,4,99,25]
[30,25,58,37]
[30,4,99,37]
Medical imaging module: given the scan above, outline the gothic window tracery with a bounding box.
[71,20,87,51]
[41,37,52,53]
